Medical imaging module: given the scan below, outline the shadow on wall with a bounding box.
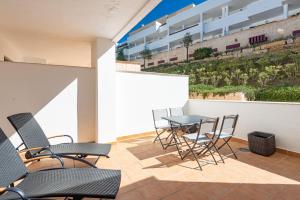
[0,61,96,146]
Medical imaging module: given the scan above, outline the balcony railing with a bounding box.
[169,24,199,36]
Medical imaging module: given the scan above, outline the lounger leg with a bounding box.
[61,155,97,168]
[73,197,83,200]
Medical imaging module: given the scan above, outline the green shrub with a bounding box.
[255,87,300,102]
[189,85,256,100]
[193,48,213,60]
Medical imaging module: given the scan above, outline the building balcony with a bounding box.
[127,43,145,56]
[169,24,200,43]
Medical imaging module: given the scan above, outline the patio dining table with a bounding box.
[162,115,211,159]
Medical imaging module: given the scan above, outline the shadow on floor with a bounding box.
[117,176,300,200]
[125,136,300,182]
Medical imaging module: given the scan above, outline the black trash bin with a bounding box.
[248,131,276,156]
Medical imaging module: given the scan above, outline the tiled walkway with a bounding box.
[28,136,300,200]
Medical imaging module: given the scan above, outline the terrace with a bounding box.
[29,135,300,200]
[0,0,300,200]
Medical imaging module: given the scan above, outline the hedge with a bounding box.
[189,85,256,100]
[255,87,300,102]
[190,85,300,102]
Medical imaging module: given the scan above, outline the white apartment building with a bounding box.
[123,0,300,61]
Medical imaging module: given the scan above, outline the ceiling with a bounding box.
[0,0,161,42]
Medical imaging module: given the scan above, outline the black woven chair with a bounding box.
[0,128,121,200]
[7,113,111,167]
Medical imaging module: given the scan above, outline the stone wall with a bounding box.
[116,61,141,72]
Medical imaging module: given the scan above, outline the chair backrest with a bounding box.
[152,109,169,129]
[169,107,184,117]
[219,115,239,136]
[0,128,27,187]
[7,113,50,155]
[195,117,219,140]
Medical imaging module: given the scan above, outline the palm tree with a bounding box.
[140,47,152,69]
[182,33,193,62]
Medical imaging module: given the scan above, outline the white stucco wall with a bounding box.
[186,100,300,153]
[93,38,117,143]
[0,61,96,147]
[116,72,189,137]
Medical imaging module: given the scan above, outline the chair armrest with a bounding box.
[3,187,27,199]
[24,155,64,168]
[18,147,50,154]
[19,146,55,160]
[16,142,25,151]
[48,134,74,143]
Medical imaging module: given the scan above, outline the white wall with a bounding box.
[186,100,300,153]
[0,61,96,146]
[116,72,189,137]
[93,38,117,143]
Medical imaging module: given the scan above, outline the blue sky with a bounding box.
[119,0,206,43]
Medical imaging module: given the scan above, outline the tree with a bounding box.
[116,47,127,61]
[140,47,152,69]
[182,33,193,62]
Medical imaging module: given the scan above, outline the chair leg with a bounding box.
[204,143,218,165]
[183,137,202,170]
[213,145,224,163]
[166,132,172,141]
[154,129,167,150]
[225,140,238,159]
[218,138,238,159]
[153,129,165,143]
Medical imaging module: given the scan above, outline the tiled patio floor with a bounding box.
[28,135,300,200]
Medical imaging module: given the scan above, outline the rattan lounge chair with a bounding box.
[8,113,111,167]
[0,128,121,200]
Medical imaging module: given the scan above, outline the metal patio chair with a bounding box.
[7,113,111,167]
[152,109,173,149]
[182,117,220,170]
[169,107,184,117]
[0,128,121,200]
[208,115,239,160]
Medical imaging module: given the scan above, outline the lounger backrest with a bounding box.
[0,128,27,187]
[7,113,50,153]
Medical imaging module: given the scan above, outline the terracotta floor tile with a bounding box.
[27,136,300,200]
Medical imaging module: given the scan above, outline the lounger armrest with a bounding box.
[19,146,55,160]
[24,155,65,168]
[48,134,74,143]
[16,142,25,151]
[18,146,50,154]
[3,187,27,199]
